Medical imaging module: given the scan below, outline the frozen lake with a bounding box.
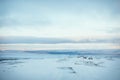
[0,50,120,80]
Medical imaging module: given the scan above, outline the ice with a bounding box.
[0,51,120,80]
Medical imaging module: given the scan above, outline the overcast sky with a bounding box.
[0,0,120,40]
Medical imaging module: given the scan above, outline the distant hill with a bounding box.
[0,49,120,55]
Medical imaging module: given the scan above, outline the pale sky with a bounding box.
[0,0,120,40]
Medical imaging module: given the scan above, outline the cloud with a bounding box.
[0,0,120,39]
[0,16,51,27]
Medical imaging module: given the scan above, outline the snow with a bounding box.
[0,51,120,80]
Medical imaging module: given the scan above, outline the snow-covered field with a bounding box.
[0,51,120,80]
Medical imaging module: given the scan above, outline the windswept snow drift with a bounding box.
[0,50,120,80]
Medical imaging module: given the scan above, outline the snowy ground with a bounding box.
[0,51,120,80]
